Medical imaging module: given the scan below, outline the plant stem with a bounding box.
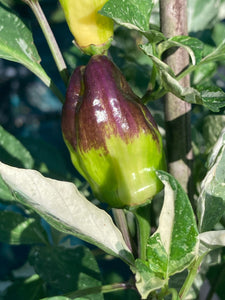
[159,0,193,198]
[112,208,133,252]
[25,0,69,86]
[64,281,135,298]
[132,204,151,261]
[169,288,179,300]
[179,257,203,299]
[176,65,196,81]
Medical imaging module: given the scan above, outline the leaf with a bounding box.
[200,39,225,64]
[140,43,202,104]
[133,259,165,299]
[21,137,72,181]
[188,0,220,32]
[212,22,225,46]
[0,125,34,169]
[143,29,166,44]
[0,211,48,245]
[4,274,45,300]
[200,231,225,250]
[197,128,225,232]
[202,115,225,152]
[29,245,103,298]
[192,62,216,85]
[139,43,175,75]
[146,171,199,278]
[158,36,204,65]
[140,43,225,111]
[0,162,134,265]
[0,176,14,201]
[0,125,34,202]
[100,0,153,32]
[197,86,225,112]
[0,0,51,87]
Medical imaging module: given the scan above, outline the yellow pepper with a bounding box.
[59,0,113,55]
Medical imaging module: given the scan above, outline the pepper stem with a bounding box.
[132,203,151,261]
[112,208,133,253]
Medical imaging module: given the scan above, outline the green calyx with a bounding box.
[74,37,113,56]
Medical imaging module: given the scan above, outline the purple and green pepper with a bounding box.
[62,55,166,208]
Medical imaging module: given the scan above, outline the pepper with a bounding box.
[61,55,166,208]
[59,0,113,55]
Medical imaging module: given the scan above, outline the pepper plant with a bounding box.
[0,0,225,299]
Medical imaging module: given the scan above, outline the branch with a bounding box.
[160,0,193,199]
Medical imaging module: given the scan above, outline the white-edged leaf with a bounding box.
[140,43,203,105]
[158,36,204,65]
[0,162,134,265]
[133,259,165,299]
[100,0,154,32]
[197,128,225,232]
[146,171,199,278]
[197,86,225,112]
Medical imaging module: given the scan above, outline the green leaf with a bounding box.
[29,245,103,298]
[197,86,225,112]
[202,115,225,152]
[188,0,220,32]
[4,274,45,300]
[192,62,216,85]
[100,0,153,32]
[0,211,48,245]
[0,125,34,202]
[0,176,14,201]
[0,0,52,87]
[133,259,165,299]
[143,29,166,44]
[21,137,72,181]
[212,22,225,46]
[158,36,204,65]
[146,171,199,278]
[197,129,225,232]
[0,125,34,169]
[140,43,174,74]
[200,39,225,64]
[0,162,134,265]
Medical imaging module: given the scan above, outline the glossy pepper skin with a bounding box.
[62,55,166,208]
[59,0,113,55]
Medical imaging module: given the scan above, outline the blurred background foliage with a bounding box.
[0,0,225,299]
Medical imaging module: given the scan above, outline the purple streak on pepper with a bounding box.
[77,55,159,153]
